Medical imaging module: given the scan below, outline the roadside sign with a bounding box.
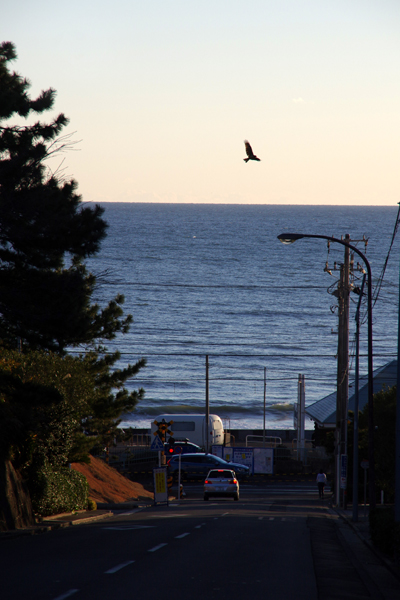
[153,467,168,505]
[151,435,165,451]
[232,447,254,475]
[361,459,369,470]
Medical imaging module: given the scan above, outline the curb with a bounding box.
[0,510,113,540]
[42,511,113,527]
[96,502,153,510]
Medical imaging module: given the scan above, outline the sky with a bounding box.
[2,1,400,205]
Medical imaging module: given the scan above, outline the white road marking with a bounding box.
[105,560,135,574]
[154,514,187,518]
[53,590,79,600]
[116,509,143,516]
[148,543,168,552]
[103,525,156,531]
[258,517,264,520]
[269,517,275,521]
[175,532,190,539]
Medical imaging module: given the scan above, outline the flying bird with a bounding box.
[243,140,261,162]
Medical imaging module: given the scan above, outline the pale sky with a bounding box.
[3,1,400,205]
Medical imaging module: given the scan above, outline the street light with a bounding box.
[277,232,375,511]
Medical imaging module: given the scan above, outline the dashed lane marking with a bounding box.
[153,514,187,518]
[175,532,190,539]
[115,509,143,516]
[148,543,168,552]
[53,590,79,600]
[103,525,156,531]
[105,560,135,574]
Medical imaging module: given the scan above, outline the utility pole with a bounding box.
[205,355,209,454]
[335,235,351,507]
[263,367,266,447]
[297,374,306,462]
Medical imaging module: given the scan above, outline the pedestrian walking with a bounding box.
[316,469,327,498]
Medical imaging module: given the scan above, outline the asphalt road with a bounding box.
[1,480,399,600]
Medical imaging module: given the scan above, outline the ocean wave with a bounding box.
[126,401,295,419]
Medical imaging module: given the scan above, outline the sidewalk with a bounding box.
[332,504,400,597]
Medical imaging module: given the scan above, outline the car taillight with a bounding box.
[230,479,237,484]
[204,479,210,484]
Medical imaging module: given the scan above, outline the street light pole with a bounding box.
[277,232,375,510]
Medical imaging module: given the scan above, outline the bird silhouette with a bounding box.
[243,140,261,162]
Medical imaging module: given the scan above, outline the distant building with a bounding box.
[306,359,397,428]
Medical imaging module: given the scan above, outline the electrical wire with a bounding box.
[372,203,400,309]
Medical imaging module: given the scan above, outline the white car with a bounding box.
[204,469,239,501]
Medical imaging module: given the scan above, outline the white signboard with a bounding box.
[215,447,254,474]
[211,445,223,458]
[232,448,254,474]
[212,446,273,474]
[253,448,274,474]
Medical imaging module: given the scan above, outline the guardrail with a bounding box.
[245,435,282,448]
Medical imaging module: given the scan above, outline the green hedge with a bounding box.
[30,463,89,517]
[369,506,400,559]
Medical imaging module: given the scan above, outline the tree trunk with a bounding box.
[0,460,35,531]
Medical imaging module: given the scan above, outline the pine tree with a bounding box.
[0,41,132,352]
[0,41,146,449]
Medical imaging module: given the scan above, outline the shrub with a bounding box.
[369,506,400,558]
[87,498,97,511]
[30,462,88,516]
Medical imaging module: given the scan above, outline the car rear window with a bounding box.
[207,470,234,479]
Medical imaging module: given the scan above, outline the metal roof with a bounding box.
[305,359,398,427]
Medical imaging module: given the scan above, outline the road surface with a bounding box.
[1,479,399,600]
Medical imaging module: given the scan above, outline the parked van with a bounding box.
[151,414,224,447]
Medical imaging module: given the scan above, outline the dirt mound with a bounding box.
[71,456,153,504]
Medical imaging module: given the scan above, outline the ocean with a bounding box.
[85,203,400,431]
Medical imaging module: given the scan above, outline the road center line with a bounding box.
[105,560,135,574]
[53,590,79,600]
[148,543,168,552]
[175,532,190,539]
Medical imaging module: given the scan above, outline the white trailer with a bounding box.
[151,414,224,447]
